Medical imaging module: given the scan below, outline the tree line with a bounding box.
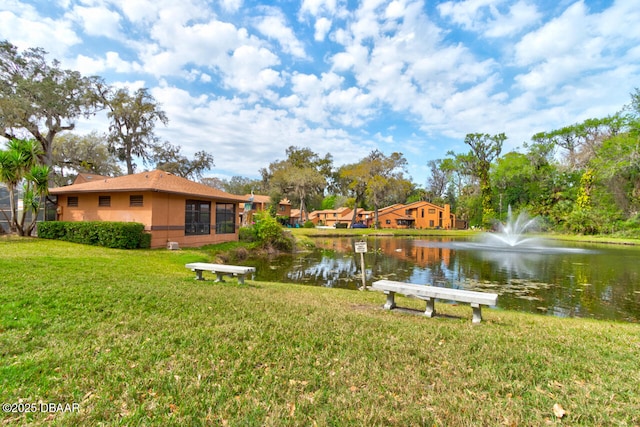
[2,40,640,236]
[213,90,640,236]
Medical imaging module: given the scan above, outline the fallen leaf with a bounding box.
[553,403,565,418]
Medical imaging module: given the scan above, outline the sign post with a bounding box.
[354,240,368,290]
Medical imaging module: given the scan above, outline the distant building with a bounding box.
[239,194,291,225]
[376,201,456,229]
[309,207,352,227]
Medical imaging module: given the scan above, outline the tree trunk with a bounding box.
[350,202,358,226]
[299,198,307,223]
[8,187,17,233]
[126,142,134,174]
[374,205,380,229]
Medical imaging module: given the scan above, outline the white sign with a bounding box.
[354,241,368,253]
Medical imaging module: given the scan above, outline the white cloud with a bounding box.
[300,0,338,18]
[68,5,122,39]
[385,0,406,19]
[484,1,541,38]
[438,0,540,38]
[221,0,243,13]
[113,0,158,24]
[253,9,307,59]
[314,17,332,41]
[139,15,285,92]
[512,0,640,103]
[74,51,141,75]
[147,84,365,178]
[437,0,495,30]
[226,45,283,92]
[514,2,587,66]
[0,7,80,61]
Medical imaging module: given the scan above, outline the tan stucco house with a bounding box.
[309,207,353,227]
[49,170,248,248]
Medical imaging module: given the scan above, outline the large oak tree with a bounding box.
[0,41,103,168]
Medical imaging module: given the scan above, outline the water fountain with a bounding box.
[481,206,540,247]
[414,206,591,257]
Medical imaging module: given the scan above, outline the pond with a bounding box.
[245,236,640,323]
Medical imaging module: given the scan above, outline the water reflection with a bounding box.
[246,236,640,322]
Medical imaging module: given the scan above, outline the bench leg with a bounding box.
[471,304,482,323]
[383,291,396,310]
[194,270,204,281]
[237,274,245,285]
[424,298,436,318]
[215,273,225,282]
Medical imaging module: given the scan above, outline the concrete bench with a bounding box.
[185,263,256,284]
[371,279,498,323]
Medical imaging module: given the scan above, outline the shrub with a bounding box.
[38,221,150,249]
[253,211,294,251]
[303,220,315,228]
[239,225,257,242]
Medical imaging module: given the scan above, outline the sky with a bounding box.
[1,0,639,186]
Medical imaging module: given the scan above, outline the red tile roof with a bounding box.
[50,170,248,202]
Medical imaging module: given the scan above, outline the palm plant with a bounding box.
[0,148,22,233]
[0,138,49,235]
[23,164,50,235]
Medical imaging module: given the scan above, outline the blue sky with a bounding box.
[1,0,639,186]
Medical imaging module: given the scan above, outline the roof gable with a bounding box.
[74,173,110,185]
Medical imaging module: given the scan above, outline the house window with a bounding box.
[279,205,285,212]
[421,209,424,218]
[386,219,391,225]
[429,220,435,227]
[67,196,79,207]
[216,203,236,234]
[185,200,211,236]
[428,208,436,214]
[130,195,144,207]
[99,196,111,207]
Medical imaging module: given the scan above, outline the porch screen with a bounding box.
[185,200,211,235]
[215,203,236,234]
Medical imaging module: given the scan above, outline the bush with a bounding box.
[303,220,315,228]
[38,221,150,249]
[239,226,257,242]
[253,211,294,252]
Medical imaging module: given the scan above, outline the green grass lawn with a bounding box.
[1,237,639,426]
